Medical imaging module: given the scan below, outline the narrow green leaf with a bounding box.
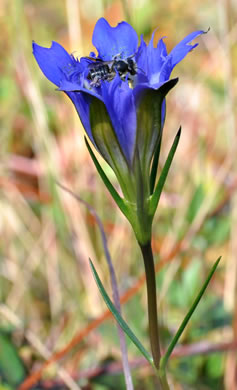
[89,259,154,368]
[160,256,221,372]
[150,127,181,216]
[85,137,130,218]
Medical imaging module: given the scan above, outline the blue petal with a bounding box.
[169,30,206,68]
[148,33,167,68]
[92,18,138,60]
[101,77,137,164]
[67,91,95,144]
[59,79,103,99]
[136,33,169,87]
[32,41,76,87]
[157,56,172,84]
[136,35,148,81]
[59,81,104,147]
[147,35,168,85]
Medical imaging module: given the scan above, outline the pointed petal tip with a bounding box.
[169,29,207,69]
[32,40,56,57]
[32,40,75,87]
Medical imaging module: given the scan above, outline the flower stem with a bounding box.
[139,241,161,369]
[140,241,171,389]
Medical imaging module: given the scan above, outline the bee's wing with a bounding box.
[85,57,114,69]
[85,56,103,62]
[83,57,101,69]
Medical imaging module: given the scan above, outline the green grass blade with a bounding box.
[150,127,181,216]
[85,137,129,218]
[89,259,154,368]
[160,256,221,372]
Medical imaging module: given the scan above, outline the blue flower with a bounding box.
[33,18,205,203]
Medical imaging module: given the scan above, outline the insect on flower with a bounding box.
[86,53,137,87]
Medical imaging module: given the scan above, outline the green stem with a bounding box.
[139,241,161,369]
[140,241,171,389]
[158,374,171,390]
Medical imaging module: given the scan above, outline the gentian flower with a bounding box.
[33,18,205,243]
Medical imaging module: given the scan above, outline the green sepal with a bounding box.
[85,137,131,219]
[136,78,178,173]
[89,258,155,368]
[160,256,221,373]
[89,96,128,171]
[85,137,152,245]
[150,133,162,195]
[149,127,181,217]
[89,95,136,200]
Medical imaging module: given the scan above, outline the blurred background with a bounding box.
[0,0,237,389]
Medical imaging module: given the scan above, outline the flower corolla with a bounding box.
[33,18,205,231]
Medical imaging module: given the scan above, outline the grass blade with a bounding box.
[57,183,134,390]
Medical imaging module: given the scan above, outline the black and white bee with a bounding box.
[86,54,137,87]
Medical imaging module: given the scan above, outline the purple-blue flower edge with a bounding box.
[33,18,205,165]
